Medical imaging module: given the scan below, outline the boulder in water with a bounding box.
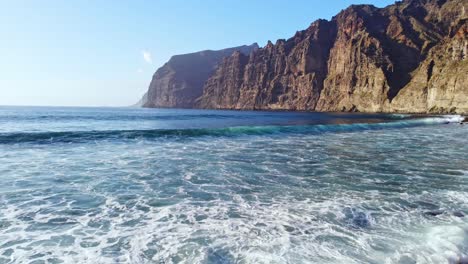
[424,210,444,217]
[343,208,372,228]
[353,212,371,228]
[453,211,465,218]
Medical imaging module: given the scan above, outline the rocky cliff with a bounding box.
[143,44,258,108]
[142,0,468,114]
[198,20,336,110]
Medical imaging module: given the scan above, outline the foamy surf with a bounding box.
[0,107,467,263]
[425,114,465,124]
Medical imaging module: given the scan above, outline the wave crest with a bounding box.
[0,115,462,144]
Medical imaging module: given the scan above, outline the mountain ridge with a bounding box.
[140,0,467,114]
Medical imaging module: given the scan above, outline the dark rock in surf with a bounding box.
[353,212,372,228]
[453,211,465,217]
[344,208,372,228]
[424,210,444,217]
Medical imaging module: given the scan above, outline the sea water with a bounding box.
[0,106,466,264]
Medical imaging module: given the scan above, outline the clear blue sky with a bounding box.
[0,0,395,107]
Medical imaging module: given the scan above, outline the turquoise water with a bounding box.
[0,106,467,263]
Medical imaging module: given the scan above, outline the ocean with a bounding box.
[0,106,466,264]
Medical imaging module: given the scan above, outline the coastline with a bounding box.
[140,105,468,116]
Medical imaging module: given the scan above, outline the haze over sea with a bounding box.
[0,106,467,263]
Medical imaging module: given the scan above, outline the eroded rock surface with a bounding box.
[143,44,258,108]
[142,0,468,114]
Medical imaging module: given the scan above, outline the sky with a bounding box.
[0,0,395,107]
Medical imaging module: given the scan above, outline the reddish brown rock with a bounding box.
[391,17,468,113]
[142,44,258,108]
[198,20,336,110]
[142,0,468,114]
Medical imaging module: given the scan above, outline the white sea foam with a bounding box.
[1,187,466,264]
[403,114,464,126]
[436,115,464,123]
[1,116,467,263]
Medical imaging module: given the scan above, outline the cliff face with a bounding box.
[143,44,258,108]
[143,0,468,114]
[316,0,468,113]
[391,16,468,113]
[198,20,336,110]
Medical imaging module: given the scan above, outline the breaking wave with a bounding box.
[1,107,467,263]
[0,115,463,144]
